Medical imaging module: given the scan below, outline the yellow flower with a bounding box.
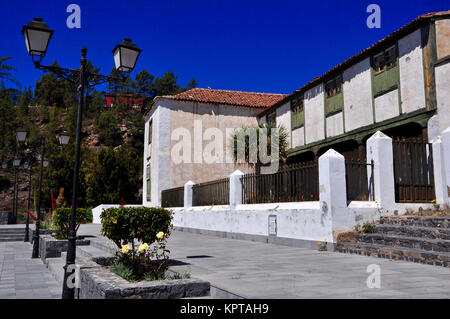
[156,231,164,239]
[121,244,130,254]
[317,242,321,245]
[324,238,327,242]
[138,243,149,253]
[111,218,117,224]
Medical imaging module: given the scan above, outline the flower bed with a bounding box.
[74,256,210,299]
[39,234,90,263]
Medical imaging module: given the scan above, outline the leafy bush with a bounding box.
[354,221,376,234]
[100,206,172,248]
[101,206,173,281]
[53,207,93,239]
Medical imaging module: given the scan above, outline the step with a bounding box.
[374,224,450,240]
[0,229,26,234]
[0,235,26,242]
[90,238,117,255]
[76,245,114,258]
[335,242,450,267]
[46,257,66,285]
[354,233,450,253]
[380,216,450,228]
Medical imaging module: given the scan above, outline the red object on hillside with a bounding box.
[27,210,37,221]
[51,192,56,210]
[104,93,144,111]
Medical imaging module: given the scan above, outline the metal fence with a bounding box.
[345,159,374,201]
[393,137,435,203]
[241,161,319,204]
[193,178,230,206]
[161,186,184,208]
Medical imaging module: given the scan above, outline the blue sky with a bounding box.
[0,0,448,94]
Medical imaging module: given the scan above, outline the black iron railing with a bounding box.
[241,161,319,204]
[346,159,374,201]
[161,186,185,208]
[193,178,230,206]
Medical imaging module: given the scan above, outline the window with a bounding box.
[266,112,276,127]
[372,45,399,96]
[146,164,151,201]
[325,75,342,98]
[291,95,304,129]
[291,95,304,113]
[148,120,153,144]
[372,45,397,74]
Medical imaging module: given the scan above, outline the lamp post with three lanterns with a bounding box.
[21,17,142,299]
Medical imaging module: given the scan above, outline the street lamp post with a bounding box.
[31,137,45,258]
[22,17,141,299]
[16,129,70,248]
[24,161,31,242]
[12,157,20,224]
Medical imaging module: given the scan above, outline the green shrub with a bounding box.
[101,206,173,281]
[53,207,93,239]
[100,206,173,248]
[111,262,135,282]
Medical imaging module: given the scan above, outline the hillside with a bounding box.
[0,63,197,218]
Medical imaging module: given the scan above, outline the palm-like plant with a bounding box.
[228,122,289,166]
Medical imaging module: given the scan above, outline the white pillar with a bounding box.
[366,131,396,208]
[431,136,447,205]
[427,115,440,142]
[319,149,350,231]
[441,127,450,204]
[184,181,194,209]
[229,170,244,207]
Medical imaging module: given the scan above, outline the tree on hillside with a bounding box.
[96,110,122,146]
[85,147,141,206]
[0,56,18,86]
[33,61,76,107]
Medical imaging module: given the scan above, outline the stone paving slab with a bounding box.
[0,242,60,299]
[166,230,450,299]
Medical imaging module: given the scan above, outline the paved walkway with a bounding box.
[0,242,61,299]
[166,231,450,298]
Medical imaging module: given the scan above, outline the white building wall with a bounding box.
[398,29,426,114]
[291,127,305,148]
[143,100,172,206]
[304,84,325,144]
[436,61,450,134]
[374,89,400,122]
[276,102,291,147]
[343,57,374,132]
[326,112,344,138]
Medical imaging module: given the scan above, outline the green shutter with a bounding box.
[146,180,151,200]
[148,120,152,144]
[373,64,399,96]
[325,92,344,116]
[291,110,304,129]
[146,164,151,201]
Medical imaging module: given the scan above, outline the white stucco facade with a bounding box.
[342,57,374,132]
[398,29,426,114]
[304,84,325,144]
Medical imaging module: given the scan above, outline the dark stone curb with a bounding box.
[39,234,90,262]
[75,257,210,299]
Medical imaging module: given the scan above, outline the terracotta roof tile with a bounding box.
[161,88,287,108]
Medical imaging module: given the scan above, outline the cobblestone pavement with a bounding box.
[0,242,60,299]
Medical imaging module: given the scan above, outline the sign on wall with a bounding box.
[268,215,277,236]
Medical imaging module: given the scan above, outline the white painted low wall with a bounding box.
[172,201,382,244]
[92,204,142,224]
